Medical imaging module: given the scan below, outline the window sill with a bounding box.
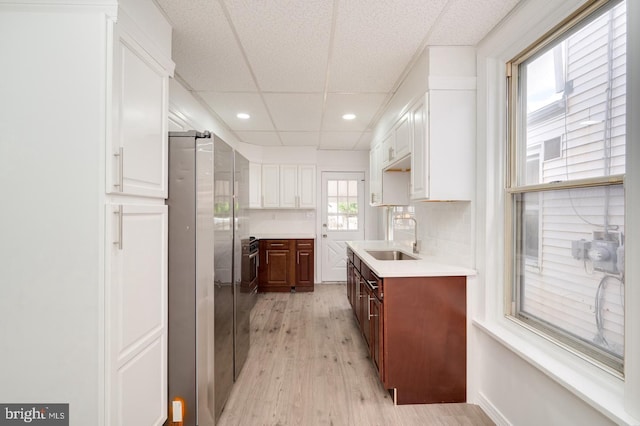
[473,318,639,425]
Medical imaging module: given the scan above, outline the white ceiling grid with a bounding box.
[156,0,521,150]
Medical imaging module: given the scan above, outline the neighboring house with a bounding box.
[521,2,626,366]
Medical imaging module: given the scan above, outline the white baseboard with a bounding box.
[477,391,511,426]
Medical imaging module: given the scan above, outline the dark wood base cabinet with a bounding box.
[259,239,314,292]
[346,248,466,405]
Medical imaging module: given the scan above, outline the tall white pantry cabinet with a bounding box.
[0,2,174,425]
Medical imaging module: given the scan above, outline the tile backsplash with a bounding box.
[249,209,316,236]
[393,202,472,267]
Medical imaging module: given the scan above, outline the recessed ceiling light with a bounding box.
[237,112,250,119]
[342,113,356,120]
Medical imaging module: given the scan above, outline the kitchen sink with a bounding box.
[366,250,418,261]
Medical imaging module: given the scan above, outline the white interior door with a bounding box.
[321,172,365,282]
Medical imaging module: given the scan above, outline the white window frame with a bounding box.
[506,0,626,374]
[473,0,640,423]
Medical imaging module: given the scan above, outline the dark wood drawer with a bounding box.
[295,239,314,248]
[263,240,290,249]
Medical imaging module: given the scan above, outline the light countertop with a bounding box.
[255,234,316,240]
[347,240,476,278]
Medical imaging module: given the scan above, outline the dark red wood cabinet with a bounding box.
[259,239,314,292]
[295,239,314,290]
[346,247,466,405]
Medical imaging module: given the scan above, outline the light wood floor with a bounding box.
[218,283,494,426]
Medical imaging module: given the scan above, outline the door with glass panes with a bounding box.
[320,172,365,282]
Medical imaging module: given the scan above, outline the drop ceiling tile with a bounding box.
[428,0,521,45]
[279,132,320,147]
[235,131,282,146]
[224,0,332,92]
[156,0,257,91]
[328,0,448,92]
[319,131,363,150]
[263,93,324,131]
[198,92,274,131]
[322,93,387,131]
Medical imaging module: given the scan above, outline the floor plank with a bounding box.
[218,284,494,426]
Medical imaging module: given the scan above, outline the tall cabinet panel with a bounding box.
[107,204,168,426]
[105,12,173,426]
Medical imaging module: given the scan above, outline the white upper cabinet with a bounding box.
[107,23,170,198]
[371,47,476,203]
[370,142,382,205]
[381,132,395,167]
[393,112,412,161]
[297,165,316,208]
[280,164,299,208]
[249,162,262,208]
[410,94,428,200]
[261,164,280,208]
[259,164,315,209]
[381,112,412,169]
[410,90,475,201]
[370,140,410,206]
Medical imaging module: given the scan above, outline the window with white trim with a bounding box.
[507,0,626,373]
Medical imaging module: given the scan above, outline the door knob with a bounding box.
[322,234,327,238]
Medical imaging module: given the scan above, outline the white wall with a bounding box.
[0,6,109,425]
[472,0,640,424]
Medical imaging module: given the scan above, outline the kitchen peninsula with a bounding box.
[346,240,475,405]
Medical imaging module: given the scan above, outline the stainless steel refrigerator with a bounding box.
[166,131,256,426]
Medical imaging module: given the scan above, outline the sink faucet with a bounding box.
[394,215,419,254]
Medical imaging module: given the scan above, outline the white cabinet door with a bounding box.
[428,90,474,200]
[410,94,428,200]
[279,165,298,208]
[297,165,316,208]
[369,143,382,205]
[394,112,411,160]
[249,162,262,208]
[107,204,168,426]
[381,133,394,168]
[261,164,280,208]
[108,27,169,198]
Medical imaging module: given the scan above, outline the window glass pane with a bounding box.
[514,185,625,368]
[510,0,626,372]
[327,179,360,231]
[348,180,358,197]
[517,1,626,185]
[328,180,337,196]
[338,180,348,196]
[327,197,337,214]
